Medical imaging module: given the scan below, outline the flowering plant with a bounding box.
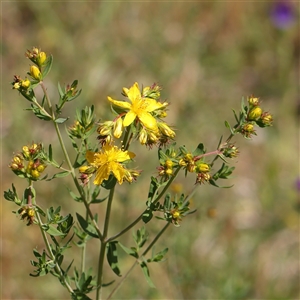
[5,47,273,300]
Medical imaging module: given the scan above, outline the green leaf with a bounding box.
[76,213,99,238]
[42,224,65,236]
[140,262,155,288]
[133,227,149,249]
[55,117,69,124]
[225,121,235,135]
[42,54,53,78]
[101,175,117,190]
[118,242,138,258]
[193,143,205,156]
[142,208,153,223]
[46,171,71,181]
[68,189,82,202]
[106,242,122,277]
[147,177,159,202]
[149,248,168,262]
[48,144,53,162]
[57,82,64,98]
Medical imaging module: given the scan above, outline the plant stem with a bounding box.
[106,166,181,243]
[96,186,115,300]
[35,200,74,294]
[106,222,171,300]
[39,82,103,241]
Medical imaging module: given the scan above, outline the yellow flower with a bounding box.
[86,144,135,185]
[108,82,165,132]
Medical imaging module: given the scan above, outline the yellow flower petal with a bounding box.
[86,151,95,163]
[107,96,132,110]
[127,82,141,102]
[123,110,137,127]
[144,99,165,112]
[138,111,158,131]
[110,161,126,184]
[94,165,110,185]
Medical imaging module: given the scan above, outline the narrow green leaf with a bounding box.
[150,248,168,262]
[106,242,122,277]
[48,144,53,161]
[57,82,64,97]
[140,262,155,288]
[42,54,53,78]
[118,242,138,258]
[76,213,99,238]
[55,117,69,124]
[44,224,65,236]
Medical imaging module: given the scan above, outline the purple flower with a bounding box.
[270,1,295,29]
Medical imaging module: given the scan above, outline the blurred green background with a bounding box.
[2,1,299,299]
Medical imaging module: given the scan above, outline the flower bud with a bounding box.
[243,123,254,132]
[37,52,47,66]
[113,118,123,138]
[30,65,42,81]
[148,131,159,143]
[248,96,260,106]
[248,107,262,121]
[97,121,113,136]
[27,208,35,217]
[21,79,31,89]
[197,163,210,173]
[158,122,175,138]
[139,128,148,145]
[165,168,173,176]
[37,164,46,173]
[165,160,173,168]
[260,112,273,126]
[242,122,256,138]
[31,169,40,179]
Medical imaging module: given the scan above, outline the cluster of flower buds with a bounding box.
[221,143,239,158]
[159,193,193,227]
[17,205,35,226]
[12,47,48,91]
[9,143,47,180]
[12,75,31,90]
[158,145,211,185]
[98,82,175,147]
[241,96,273,138]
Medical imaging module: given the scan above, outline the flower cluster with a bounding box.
[79,82,175,186]
[9,143,47,180]
[240,96,273,138]
[17,205,36,226]
[97,82,175,147]
[12,47,49,92]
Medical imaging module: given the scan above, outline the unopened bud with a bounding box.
[248,107,262,121]
[248,96,260,106]
[21,79,31,89]
[113,118,123,138]
[158,122,175,138]
[197,163,210,173]
[30,65,42,81]
[37,52,47,66]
